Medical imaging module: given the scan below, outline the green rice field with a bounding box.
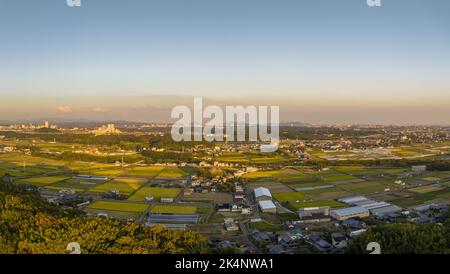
[88,201,149,212]
[128,187,182,201]
[156,167,187,178]
[124,166,164,177]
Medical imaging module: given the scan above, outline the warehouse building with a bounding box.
[330,206,370,221]
[298,206,331,223]
[411,165,427,173]
[254,187,272,202]
[370,205,402,216]
[258,200,277,213]
[338,196,402,217]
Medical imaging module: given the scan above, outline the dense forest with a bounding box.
[345,220,450,254]
[0,176,207,254]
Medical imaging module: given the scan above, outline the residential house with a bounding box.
[331,233,348,249]
[224,218,239,232]
[217,203,232,212]
[342,219,366,230]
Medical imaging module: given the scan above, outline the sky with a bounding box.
[0,0,450,124]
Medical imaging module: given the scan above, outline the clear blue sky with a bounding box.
[0,0,449,124]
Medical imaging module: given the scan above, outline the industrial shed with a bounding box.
[254,187,272,201]
[258,200,277,213]
[339,196,402,216]
[330,206,370,221]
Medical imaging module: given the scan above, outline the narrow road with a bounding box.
[239,220,261,253]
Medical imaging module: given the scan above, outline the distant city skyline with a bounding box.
[0,94,449,126]
[1,0,450,125]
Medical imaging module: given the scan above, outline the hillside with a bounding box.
[0,176,206,254]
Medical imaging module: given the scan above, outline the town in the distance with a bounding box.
[1,120,449,254]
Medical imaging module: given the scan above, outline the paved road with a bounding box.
[274,201,295,214]
[239,220,261,253]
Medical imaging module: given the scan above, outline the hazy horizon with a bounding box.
[1,0,450,125]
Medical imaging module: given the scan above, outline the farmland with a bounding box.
[248,221,284,232]
[151,205,197,214]
[156,167,187,178]
[391,187,450,208]
[123,166,164,177]
[89,169,125,176]
[128,187,182,201]
[273,191,309,202]
[90,178,147,195]
[216,152,288,165]
[1,124,450,255]
[243,168,307,181]
[289,200,346,209]
[88,201,149,213]
[340,181,392,194]
[241,165,419,203]
[49,178,107,191]
[17,176,69,187]
[301,187,351,200]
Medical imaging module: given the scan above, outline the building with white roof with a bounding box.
[339,196,367,204]
[411,165,427,173]
[254,187,272,201]
[330,206,370,221]
[370,205,402,216]
[258,200,277,213]
[338,196,402,217]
